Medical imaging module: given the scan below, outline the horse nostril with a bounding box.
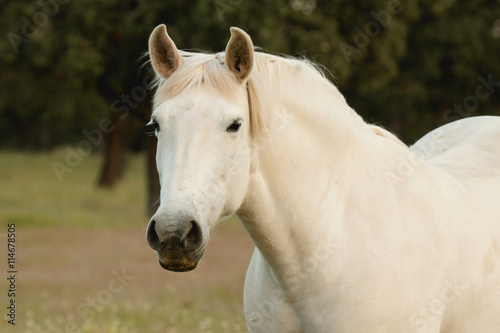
[184,220,202,249]
[146,220,160,250]
[147,217,204,252]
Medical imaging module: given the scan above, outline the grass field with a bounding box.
[0,149,254,332]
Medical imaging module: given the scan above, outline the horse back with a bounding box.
[412,116,500,182]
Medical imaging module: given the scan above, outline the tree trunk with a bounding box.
[98,112,127,187]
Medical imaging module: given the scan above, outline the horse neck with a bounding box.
[237,69,409,288]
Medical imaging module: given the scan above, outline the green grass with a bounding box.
[0,148,148,229]
[0,149,253,332]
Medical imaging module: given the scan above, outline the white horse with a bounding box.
[145,24,500,332]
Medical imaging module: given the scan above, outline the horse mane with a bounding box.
[368,124,407,147]
[149,49,406,147]
[150,50,334,139]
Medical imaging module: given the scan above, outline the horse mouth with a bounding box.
[159,260,198,272]
[157,247,205,272]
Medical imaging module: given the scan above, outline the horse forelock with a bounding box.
[151,51,240,108]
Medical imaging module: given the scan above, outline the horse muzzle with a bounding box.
[146,213,207,272]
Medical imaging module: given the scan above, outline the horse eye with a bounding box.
[145,119,160,136]
[227,120,242,133]
[153,120,160,131]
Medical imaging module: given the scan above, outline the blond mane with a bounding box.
[150,49,406,147]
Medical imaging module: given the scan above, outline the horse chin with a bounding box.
[159,260,199,272]
[157,249,205,272]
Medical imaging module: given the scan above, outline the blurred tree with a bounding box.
[0,0,161,212]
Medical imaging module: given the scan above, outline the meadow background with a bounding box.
[1,0,500,332]
[0,150,253,332]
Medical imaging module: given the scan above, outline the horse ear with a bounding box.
[225,27,254,81]
[149,24,184,79]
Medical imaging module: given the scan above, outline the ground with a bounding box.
[0,150,254,332]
